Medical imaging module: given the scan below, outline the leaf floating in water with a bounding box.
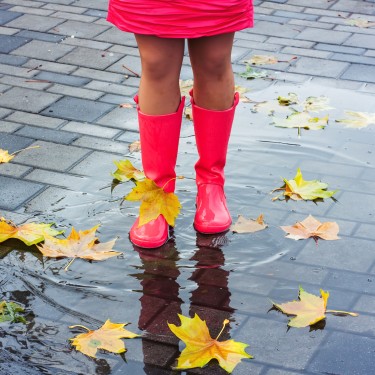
[335,111,375,128]
[273,286,358,328]
[272,112,329,132]
[112,159,145,182]
[231,214,267,234]
[0,300,26,324]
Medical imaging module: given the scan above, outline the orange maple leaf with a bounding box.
[36,225,121,270]
[126,178,181,227]
[273,286,358,328]
[281,214,340,241]
[0,218,63,246]
[70,319,139,358]
[168,314,252,373]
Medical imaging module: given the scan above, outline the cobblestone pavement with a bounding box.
[0,1,374,375]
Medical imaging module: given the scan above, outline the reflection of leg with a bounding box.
[132,242,182,372]
[188,33,239,234]
[189,233,234,340]
[129,35,185,248]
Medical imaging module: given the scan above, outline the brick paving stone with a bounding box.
[51,12,97,23]
[11,40,75,61]
[354,223,375,241]
[0,132,34,153]
[0,163,32,178]
[68,150,123,176]
[12,140,90,172]
[72,67,125,83]
[0,109,13,119]
[330,0,375,14]
[332,53,375,66]
[266,37,315,49]
[0,175,44,210]
[16,30,64,43]
[40,96,114,122]
[0,120,22,132]
[307,332,375,374]
[341,64,375,83]
[354,295,375,314]
[94,28,138,47]
[0,210,30,225]
[50,20,109,38]
[314,43,366,55]
[0,25,20,35]
[5,111,65,129]
[47,83,103,100]
[72,135,130,154]
[288,0,332,8]
[8,6,54,17]
[0,75,52,90]
[58,47,123,70]
[282,46,332,59]
[0,63,38,79]
[296,28,351,44]
[288,19,335,30]
[22,59,76,74]
[344,34,375,49]
[0,34,29,53]
[288,57,349,78]
[73,0,108,11]
[98,93,133,105]
[0,87,61,113]
[115,130,139,143]
[0,10,22,25]
[106,55,142,75]
[84,80,137,96]
[15,125,80,145]
[6,14,64,32]
[96,106,139,131]
[273,10,319,21]
[250,20,301,38]
[61,121,121,138]
[41,4,88,14]
[34,71,90,87]
[61,37,112,50]
[0,53,28,66]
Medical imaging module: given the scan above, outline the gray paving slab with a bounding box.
[288,57,349,78]
[0,162,32,178]
[0,10,22,25]
[47,83,103,100]
[96,106,139,131]
[330,0,375,14]
[72,135,130,154]
[49,20,109,38]
[0,53,29,66]
[0,175,44,210]
[0,87,61,113]
[5,111,65,129]
[12,140,90,171]
[58,47,123,70]
[34,71,90,87]
[344,34,375,49]
[16,30,65,43]
[6,14,64,32]
[0,132,35,153]
[0,34,29,53]
[61,121,121,138]
[341,64,375,83]
[40,96,115,122]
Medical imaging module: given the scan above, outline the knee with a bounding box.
[140,53,178,81]
[193,54,232,80]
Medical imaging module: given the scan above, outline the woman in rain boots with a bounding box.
[107,1,254,248]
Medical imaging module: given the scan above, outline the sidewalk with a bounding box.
[0,1,374,374]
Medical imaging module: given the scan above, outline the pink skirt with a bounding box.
[107,0,253,39]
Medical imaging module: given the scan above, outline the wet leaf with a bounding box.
[302,96,334,112]
[243,54,279,65]
[184,106,193,120]
[335,111,375,128]
[345,18,375,28]
[112,159,145,182]
[272,112,328,131]
[239,65,269,80]
[128,140,141,153]
[272,168,337,201]
[0,218,63,246]
[70,319,139,358]
[231,214,267,234]
[126,178,181,227]
[234,85,252,103]
[37,225,120,265]
[277,93,298,106]
[273,286,358,328]
[0,300,26,324]
[0,149,14,164]
[168,314,252,373]
[281,215,340,241]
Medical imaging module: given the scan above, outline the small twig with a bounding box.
[10,145,40,156]
[69,324,91,331]
[25,79,51,83]
[27,64,42,73]
[64,258,76,272]
[122,64,140,78]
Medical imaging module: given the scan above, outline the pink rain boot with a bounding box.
[129,96,185,248]
[190,90,239,234]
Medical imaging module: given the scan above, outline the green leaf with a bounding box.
[239,65,269,80]
[0,300,26,324]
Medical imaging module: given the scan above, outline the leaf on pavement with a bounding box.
[335,111,375,128]
[272,168,337,201]
[128,140,141,153]
[277,93,299,106]
[179,79,194,97]
[231,214,267,234]
[70,319,139,358]
[273,286,358,328]
[168,314,252,373]
[112,159,145,182]
[0,218,63,246]
[0,149,14,164]
[126,178,181,227]
[37,225,120,266]
[235,85,252,103]
[243,54,297,66]
[302,96,334,112]
[184,106,193,121]
[0,300,26,324]
[345,18,375,28]
[272,112,328,131]
[239,65,269,80]
[281,215,340,241]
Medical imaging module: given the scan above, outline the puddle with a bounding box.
[1,82,375,374]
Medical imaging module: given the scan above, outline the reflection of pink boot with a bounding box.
[129,96,185,248]
[190,90,239,234]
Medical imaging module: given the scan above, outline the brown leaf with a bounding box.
[231,214,267,233]
[128,140,141,153]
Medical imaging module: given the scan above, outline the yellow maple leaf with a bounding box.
[168,314,252,373]
[335,111,375,128]
[112,159,145,182]
[126,178,181,227]
[0,218,63,246]
[281,214,340,241]
[231,214,267,234]
[70,319,139,358]
[273,286,358,328]
[272,111,328,131]
[272,168,337,201]
[37,225,121,270]
[0,149,14,164]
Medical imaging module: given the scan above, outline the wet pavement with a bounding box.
[1,1,375,374]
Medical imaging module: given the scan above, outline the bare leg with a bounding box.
[135,34,185,114]
[188,33,235,110]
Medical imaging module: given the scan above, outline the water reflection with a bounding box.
[131,231,235,372]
